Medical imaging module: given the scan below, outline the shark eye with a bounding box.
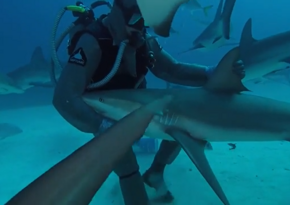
[99,98,104,102]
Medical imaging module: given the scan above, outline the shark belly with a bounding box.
[148,114,288,142]
[180,117,288,142]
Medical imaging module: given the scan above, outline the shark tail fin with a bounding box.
[202,5,213,16]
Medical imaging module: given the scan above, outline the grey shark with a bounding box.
[0,46,62,95]
[180,0,237,53]
[82,47,290,205]
[237,18,290,82]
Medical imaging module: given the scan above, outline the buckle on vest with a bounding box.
[147,51,156,69]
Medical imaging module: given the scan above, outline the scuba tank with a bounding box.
[50,0,116,86]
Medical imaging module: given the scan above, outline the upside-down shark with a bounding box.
[82,47,290,205]
[179,0,237,53]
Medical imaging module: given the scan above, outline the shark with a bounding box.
[0,46,62,95]
[235,18,290,82]
[82,47,290,205]
[179,0,237,53]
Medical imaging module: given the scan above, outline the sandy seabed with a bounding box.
[0,104,290,205]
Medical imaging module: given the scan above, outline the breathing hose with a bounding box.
[86,40,128,89]
[51,1,128,89]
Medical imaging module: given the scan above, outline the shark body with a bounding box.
[0,47,62,94]
[238,18,290,82]
[82,47,290,205]
[180,0,237,53]
[0,73,24,94]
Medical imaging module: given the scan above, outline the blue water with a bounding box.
[0,0,290,204]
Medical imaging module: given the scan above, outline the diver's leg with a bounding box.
[114,147,149,205]
[143,140,181,202]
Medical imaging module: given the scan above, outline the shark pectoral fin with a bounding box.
[204,47,249,93]
[178,44,204,55]
[166,128,229,205]
[136,0,187,37]
[212,36,222,44]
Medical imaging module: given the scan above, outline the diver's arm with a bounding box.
[148,37,213,87]
[5,97,170,205]
[53,33,104,134]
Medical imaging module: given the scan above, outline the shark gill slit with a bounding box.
[159,112,179,126]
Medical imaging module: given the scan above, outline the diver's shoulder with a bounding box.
[76,33,101,53]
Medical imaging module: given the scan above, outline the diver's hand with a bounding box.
[232,60,245,79]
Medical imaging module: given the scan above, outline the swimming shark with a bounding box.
[236,18,290,82]
[0,47,62,94]
[82,47,290,205]
[179,0,237,53]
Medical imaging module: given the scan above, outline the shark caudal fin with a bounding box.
[0,123,23,140]
[137,0,188,37]
[202,5,213,16]
[221,0,236,40]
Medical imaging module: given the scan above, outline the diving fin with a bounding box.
[166,128,230,205]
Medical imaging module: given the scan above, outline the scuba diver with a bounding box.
[52,0,245,204]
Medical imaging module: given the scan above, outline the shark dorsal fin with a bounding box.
[30,46,45,64]
[239,18,256,60]
[214,0,223,22]
[240,18,257,47]
[204,47,249,93]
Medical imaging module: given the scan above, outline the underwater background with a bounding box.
[0,0,290,204]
